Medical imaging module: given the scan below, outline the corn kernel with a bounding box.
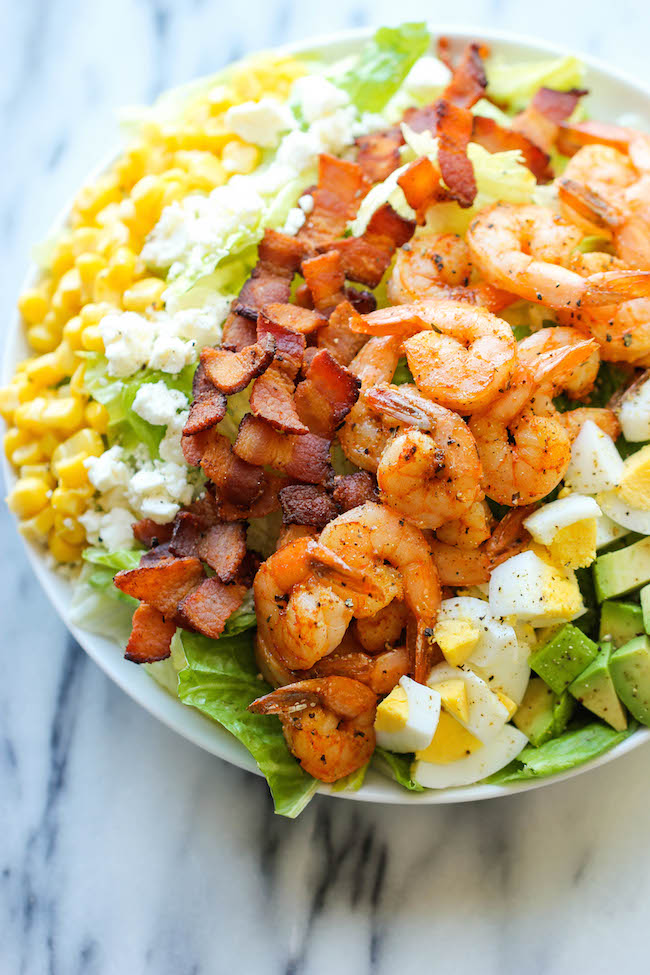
[50,236,75,277]
[69,363,86,397]
[41,397,85,433]
[222,140,259,175]
[74,173,122,221]
[51,267,82,319]
[80,323,104,352]
[14,397,50,431]
[129,175,165,231]
[7,476,51,518]
[15,376,42,404]
[37,433,60,459]
[52,428,104,465]
[19,505,55,542]
[4,425,29,453]
[27,323,60,354]
[51,484,93,516]
[18,289,49,325]
[85,401,109,433]
[54,452,91,488]
[53,340,78,375]
[0,385,20,421]
[20,464,55,487]
[48,531,84,563]
[106,246,137,288]
[54,514,87,546]
[71,227,101,255]
[25,352,67,388]
[62,315,84,350]
[92,267,122,306]
[76,252,107,294]
[80,302,113,327]
[122,276,166,312]
[10,441,45,467]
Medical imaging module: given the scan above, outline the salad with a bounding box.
[3,24,650,817]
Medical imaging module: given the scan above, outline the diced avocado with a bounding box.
[513,678,574,746]
[593,536,650,602]
[569,642,628,731]
[610,634,650,726]
[529,623,599,695]
[641,584,650,634]
[599,601,645,648]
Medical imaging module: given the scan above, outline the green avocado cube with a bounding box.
[593,537,650,602]
[641,585,650,635]
[599,601,645,648]
[569,642,627,732]
[610,635,650,727]
[529,624,599,695]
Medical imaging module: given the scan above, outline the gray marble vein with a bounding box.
[3,1,650,973]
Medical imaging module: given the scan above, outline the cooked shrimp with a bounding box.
[354,599,409,652]
[429,540,490,586]
[305,641,411,695]
[467,202,650,309]
[469,338,598,505]
[363,383,483,530]
[517,326,600,399]
[319,502,441,682]
[248,676,377,783]
[338,336,403,472]
[436,498,493,549]
[558,406,621,441]
[388,232,515,311]
[254,536,380,674]
[353,298,517,413]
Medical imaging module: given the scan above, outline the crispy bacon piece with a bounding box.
[114,557,204,618]
[293,282,315,309]
[397,157,451,221]
[297,154,370,253]
[355,125,404,182]
[279,484,339,529]
[294,349,360,438]
[302,251,346,313]
[234,229,303,320]
[434,99,477,208]
[441,41,487,109]
[472,115,552,181]
[250,317,307,434]
[345,287,377,314]
[316,300,369,366]
[184,363,228,436]
[125,603,177,664]
[234,414,331,483]
[214,472,285,522]
[132,518,174,548]
[169,513,247,582]
[325,204,415,287]
[200,333,274,395]
[556,119,635,157]
[139,543,174,565]
[198,430,265,506]
[177,578,247,640]
[513,87,588,157]
[222,312,257,351]
[532,86,588,123]
[259,303,325,334]
[331,472,378,512]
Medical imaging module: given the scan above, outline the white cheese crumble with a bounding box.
[132,381,188,426]
[224,97,295,147]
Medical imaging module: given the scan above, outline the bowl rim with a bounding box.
[4,22,650,808]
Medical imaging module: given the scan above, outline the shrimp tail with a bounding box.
[583,270,650,305]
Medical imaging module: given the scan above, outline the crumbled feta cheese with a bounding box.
[281,207,306,236]
[132,381,189,426]
[291,76,350,122]
[171,300,232,347]
[298,194,314,214]
[127,459,193,524]
[98,311,157,377]
[139,496,181,523]
[403,55,452,99]
[148,334,195,373]
[224,97,295,148]
[159,411,189,465]
[79,506,135,550]
[85,446,131,494]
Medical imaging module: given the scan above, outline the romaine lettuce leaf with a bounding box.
[484,721,635,784]
[69,547,144,642]
[333,23,431,113]
[486,54,585,113]
[332,763,369,792]
[373,747,424,792]
[83,354,195,459]
[177,631,318,817]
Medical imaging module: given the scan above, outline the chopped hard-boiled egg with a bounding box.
[564,420,624,494]
[415,711,482,764]
[436,597,530,705]
[618,444,650,510]
[434,679,469,722]
[524,494,601,569]
[428,662,510,743]
[489,549,585,626]
[596,512,629,549]
[598,490,650,536]
[432,617,480,666]
[374,676,441,753]
[617,371,650,442]
[412,725,529,789]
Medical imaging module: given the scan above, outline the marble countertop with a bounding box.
[3,2,650,972]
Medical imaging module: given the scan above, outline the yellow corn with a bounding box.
[0,385,20,422]
[68,364,86,397]
[51,485,94,516]
[106,246,138,288]
[51,267,82,322]
[50,236,75,277]
[74,173,122,221]
[15,376,42,404]
[9,441,46,467]
[20,464,56,487]
[129,175,165,235]
[76,252,108,294]
[174,150,226,190]
[18,289,49,325]
[91,267,122,306]
[221,140,259,175]
[40,397,85,433]
[19,505,55,542]
[122,276,166,312]
[4,426,29,455]
[54,453,92,488]
[62,315,84,350]
[7,476,51,518]
[85,401,109,433]
[48,530,84,563]
[52,428,104,464]
[25,352,67,388]
[27,322,61,354]
[80,302,113,327]
[80,324,105,353]
[37,433,60,458]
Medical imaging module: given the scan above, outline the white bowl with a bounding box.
[4,24,650,807]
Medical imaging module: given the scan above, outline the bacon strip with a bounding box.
[125,603,177,664]
[355,125,404,182]
[184,363,227,436]
[279,484,339,530]
[532,86,588,123]
[472,114,552,181]
[250,318,307,434]
[397,157,451,221]
[441,41,487,109]
[132,518,174,548]
[331,472,378,512]
[177,578,247,640]
[200,333,274,395]
[234,229,303,320]
[316,300,369,366]
[234,414,331,483]
[297,154,370,253]
[222,313,257,352]
[197,430,265,507]
[294,349,360,438]
[325,204,415,287]
[258,303,325,335]
[139,543,174,565]
[170,513,247,582]
[512,87,588,158]
[214,472,285,522]
[114,557,204,618]
[434,99,477,208]
[302,251,346,313]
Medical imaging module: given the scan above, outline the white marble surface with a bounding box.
[3,2,650,973]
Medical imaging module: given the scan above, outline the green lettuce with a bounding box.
[486,54,585,113]
[83,354,195,459]
[177,631,318,817]
[69,547,143,642]
[333,23,431,113]
[485,721,635,784]
[373,747,424,792]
